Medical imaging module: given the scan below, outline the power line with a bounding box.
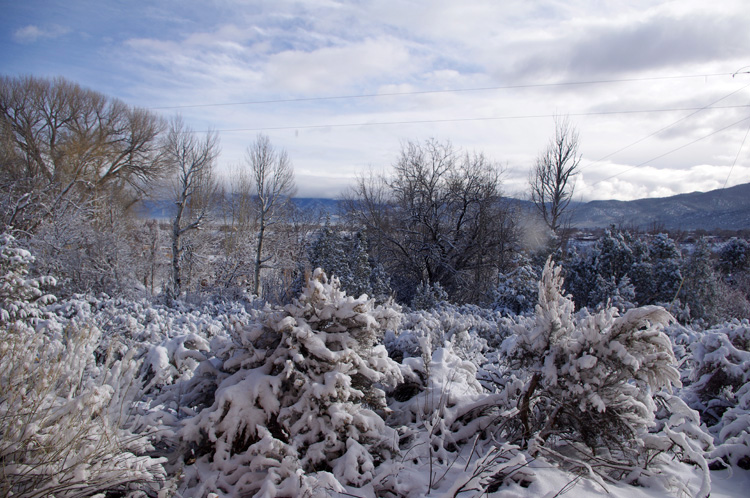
[723,119,750,189]
[579,83,750,172]
[150,72,734,110]
[204,103,750,134]
[581,114,750,191]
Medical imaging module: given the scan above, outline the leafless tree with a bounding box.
[529,115,581,234]
[0,75,168,231]
[344,139,517,304]
[245,134,296,297]
[164,117,219,299]
[213,165,257,296]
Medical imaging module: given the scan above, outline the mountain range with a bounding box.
[567,182,750,230]
[137,183,750,231]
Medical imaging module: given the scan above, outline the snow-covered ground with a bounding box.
[3,231,750,498]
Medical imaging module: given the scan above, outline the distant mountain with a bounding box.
[569,182,750,230]
[136,197,343,221]
[136,183,750,231]
[291,198,341,219]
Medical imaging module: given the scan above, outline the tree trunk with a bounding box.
[253,217,266,297]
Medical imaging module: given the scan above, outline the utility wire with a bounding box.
[722,119,750,189]
[150,72,734,110]
[578,82,750,172]
[204,103,750,134]
[581,114,750,191]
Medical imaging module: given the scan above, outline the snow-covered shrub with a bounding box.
[0,231,55,323]
[500,259,709,488]
[384,303,510,366]
[180,269,403,497]
[684,321,750,425]
[681,320,750,469]
[380,343,525,496]
[0,317,169,497]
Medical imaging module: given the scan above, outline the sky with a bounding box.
[2,0,750,200]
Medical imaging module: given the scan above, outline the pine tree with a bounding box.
[680,237,723,324]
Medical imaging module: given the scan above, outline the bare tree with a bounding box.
[0,75,168,231]
[245,134,296,297]
[529,115,581,234]
[344,139,517,304]
[213,165,257,296]
[164,117,219,299]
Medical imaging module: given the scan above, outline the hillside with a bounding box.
[569,182,750,230]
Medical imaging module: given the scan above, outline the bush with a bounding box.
[499,259,709,493]
[180,269,403,496]
[0,319,168,497]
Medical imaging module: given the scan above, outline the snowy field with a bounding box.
[4,227,750,498]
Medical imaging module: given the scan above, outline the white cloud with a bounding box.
[13,24,70,44]
[577,162,750,201]
[262,37,416,94]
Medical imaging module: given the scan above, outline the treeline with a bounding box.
[1,75,520,306]
[2,75,749,325]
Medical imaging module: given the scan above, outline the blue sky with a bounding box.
[3,0,750,199]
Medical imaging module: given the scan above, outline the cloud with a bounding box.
[263,37,416,94]
[577,162,750,201]
[502,6,750,81]
[62,0,748,202]
[13,24,70,44]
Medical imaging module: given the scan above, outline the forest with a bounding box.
[2,75,750,497]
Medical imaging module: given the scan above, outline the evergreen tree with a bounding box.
[491,254,540,315]
[719,237,749,275]
[308,218,351,285]
[0,231,56,324]
[648,233,683,304]
[680,237,723,324]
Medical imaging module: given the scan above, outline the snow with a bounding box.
[4,226,750,498]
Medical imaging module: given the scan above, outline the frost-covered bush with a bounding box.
[681,320,750,469]
[0,231,56,323]
[180,269,403,497]
[384,303,511,366]
[2,236,170,494]
[379,343,527,496]
[500,259,709,491]
[0,318,169,497]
